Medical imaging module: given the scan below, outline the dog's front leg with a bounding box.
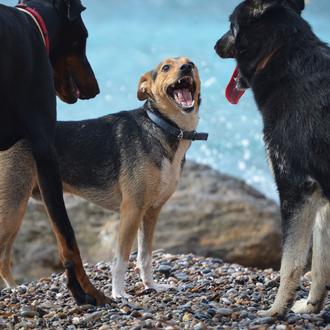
[259,179,319,318]
[292,203,330,314]
[137,206,170,292]
[112,198,145,299]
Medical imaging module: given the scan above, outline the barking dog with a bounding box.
[0,0,111,305]
[215,0,330,318]
[0,57,208,299]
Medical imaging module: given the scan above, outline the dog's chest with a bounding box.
[155,141,190,207]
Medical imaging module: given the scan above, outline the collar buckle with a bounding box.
[177,130,184,140]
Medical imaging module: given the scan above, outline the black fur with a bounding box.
[215,0,330,316]
[55,102,180,194]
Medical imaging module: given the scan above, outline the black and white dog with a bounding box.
[215,0,330,317]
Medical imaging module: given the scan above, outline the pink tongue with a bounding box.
[225,66,246,105]
[174,89,193,107]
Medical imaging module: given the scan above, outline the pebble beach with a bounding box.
[1,251,329,330]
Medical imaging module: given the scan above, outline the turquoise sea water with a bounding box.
[4,0,330,201]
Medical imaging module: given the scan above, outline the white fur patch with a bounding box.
[154,140,191,208]
[112,257,129,299]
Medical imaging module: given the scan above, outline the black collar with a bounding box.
[145,101,208,141]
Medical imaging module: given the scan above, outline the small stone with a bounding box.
[50,285,60,293]
[141,313,153,320]
[156,265,172,276]
[130,325,141,330]
[83,311,102,323]
[239,310,248,318]
[72,317,80,325]
[20,307,38,318]
[275,326,287,330]
[98,326,112,330]
[144,319,153,328]
[323,312,330,323]
[182,313,193,322]
[193,323,205,330]
[110,314,120,321]
[17,285,28,294]
[174,272,189,282]
[120,306,131,314]
[253,317,275,325]
[216,308,233,316]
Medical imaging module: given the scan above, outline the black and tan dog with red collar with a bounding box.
[0,0,111,305]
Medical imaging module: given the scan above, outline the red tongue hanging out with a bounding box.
[226,66,246,105]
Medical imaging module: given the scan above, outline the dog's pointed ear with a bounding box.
[250,0,276,16]
[53,0,86,21]
[137,71,153,101]
[284,0,305,13]
[251,0,305,15]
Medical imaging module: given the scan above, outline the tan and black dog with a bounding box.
[0,57,207,299]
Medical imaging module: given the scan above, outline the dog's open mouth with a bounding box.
[167,76,196,112]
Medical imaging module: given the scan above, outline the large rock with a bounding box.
[12,161,281,284]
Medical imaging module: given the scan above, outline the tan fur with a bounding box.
[0,141,36,287]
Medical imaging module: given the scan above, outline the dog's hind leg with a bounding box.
[259,187,320,318]
[112,198,145,299]
[292,203,330,314]
[27,128,110,305]
[0,141,35,287]
[137,206,171,292]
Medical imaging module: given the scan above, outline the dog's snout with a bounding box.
[214,32,236,59]
[180,63,193,74]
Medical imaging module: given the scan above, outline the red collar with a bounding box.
[16,3,50,54]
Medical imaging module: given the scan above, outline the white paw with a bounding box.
[145,282,172,292]
[291,299,318,314]
[257,307,285,318]
[112,290,131,300]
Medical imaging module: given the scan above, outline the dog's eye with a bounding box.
[162,65,171,72]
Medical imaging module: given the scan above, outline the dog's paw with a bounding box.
[112,290,131,300]
[257,308,285,318]
[291,299,319,314]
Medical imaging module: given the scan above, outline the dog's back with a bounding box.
[53,107,183,210]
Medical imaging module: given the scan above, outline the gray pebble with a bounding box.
[216,308,233,316]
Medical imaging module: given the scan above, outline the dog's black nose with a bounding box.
[180,63,193,73]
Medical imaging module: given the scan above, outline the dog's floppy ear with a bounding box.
[53,0,86,21]
[137,71,153,101]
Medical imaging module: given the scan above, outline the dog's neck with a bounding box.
[146,99,199,133]
[18,0,64,53]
